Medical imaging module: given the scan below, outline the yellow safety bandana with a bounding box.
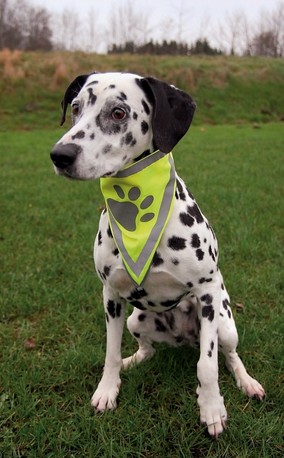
[100,151,176,285]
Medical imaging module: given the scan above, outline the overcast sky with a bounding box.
[30,0,280,21]
[30,0,282,52]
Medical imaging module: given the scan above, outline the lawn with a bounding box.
[0,123,283,457]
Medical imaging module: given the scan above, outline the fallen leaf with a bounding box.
[24,338,37,350]
[236,303,245,312]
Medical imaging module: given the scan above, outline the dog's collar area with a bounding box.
[100,150,176,285]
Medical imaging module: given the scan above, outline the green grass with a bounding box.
[0,123,283,457]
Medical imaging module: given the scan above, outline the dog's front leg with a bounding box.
[91,285,125,412]
[196,282,227,438]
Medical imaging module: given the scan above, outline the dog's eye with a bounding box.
[71,104,80,116]
[112,107,126,121]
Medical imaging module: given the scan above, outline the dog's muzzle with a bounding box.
[50,143,82,169]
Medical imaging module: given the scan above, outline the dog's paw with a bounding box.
[91,378,121,412]
[122,347,156,370]
[237,373,266,400]
[197,389,227,438]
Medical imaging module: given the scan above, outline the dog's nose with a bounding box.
[50,143,82,169]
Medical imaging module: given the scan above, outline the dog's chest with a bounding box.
[94,176,218,312]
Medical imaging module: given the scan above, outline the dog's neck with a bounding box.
[100,150,176,285]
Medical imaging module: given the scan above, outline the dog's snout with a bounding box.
[50,143,82,169]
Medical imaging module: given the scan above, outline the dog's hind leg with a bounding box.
[122,308,156,370]
[217,276,265,400]
[91,285,126,411]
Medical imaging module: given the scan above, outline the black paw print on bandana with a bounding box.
[107,185,154,231]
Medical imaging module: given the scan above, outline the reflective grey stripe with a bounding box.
[114,150,165,178]
[107,154,176,284]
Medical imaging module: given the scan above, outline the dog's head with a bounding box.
[50,72,196,179]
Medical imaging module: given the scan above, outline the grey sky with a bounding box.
[30,0,282,52]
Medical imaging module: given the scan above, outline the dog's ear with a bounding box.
[137,77,196,153]
[60,74,90,126]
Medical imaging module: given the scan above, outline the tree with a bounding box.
[107,0,151,51]
[190,38,222,55]
[84,7,102,53]
[0,0,52,50]
[0,0,8,48]
[250,2,284,56]
[25,7,52,50]
[215,11,244,55]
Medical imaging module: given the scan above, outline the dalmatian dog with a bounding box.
[50,72,265,438]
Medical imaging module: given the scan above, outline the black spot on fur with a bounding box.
[87,88,97,105]
[199,277,212,284]
[168,236,186,251]
[138,313,146,321]
[98,230,102,245]
[146,301,154,307]
[103,266,111,277]
[103,145,112,154]
[131,301,146,310]
[196,249,205,261]
[191,234,201,248]
[129,288,148,300]
[172,258,179,265]
[107,300,121,319]
[107,225,113,238]
[179,212,194,227]
[141,120,149,134]
[90,133,95,140]
[133,112,138,120]
[208,245,215,262]
[112,248,119,256]
[155,318,167,332]
[142,99,150,115]
[120,92,127,100]
[107,300,115,317]
[72,130,85,140]
[187,281,194,288]
[202,305,215,321]
[200,294,213,304]
[223,299,229,310]
[160,299,178,308]
[152,251,164,267]
[176,179,186,201]
[105,312,109,323]
[187,203,204,223]
[124,132,136,146]
[133,332,140,338]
